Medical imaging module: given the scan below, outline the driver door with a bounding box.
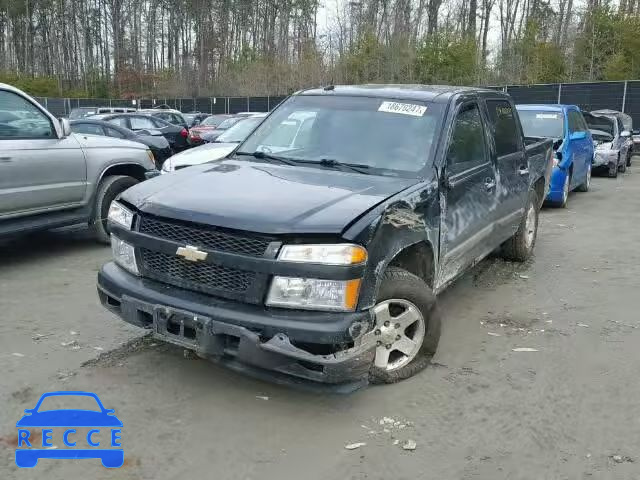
[0,89,86,217]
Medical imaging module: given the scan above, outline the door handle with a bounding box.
[518,167,529,176]
[484,178,496,191]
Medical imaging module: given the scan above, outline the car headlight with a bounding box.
[266,244,367,311]
[111,235,139,275]
[161,158,174,173]
[146,149,155,166]
[107,202,134,230]
[278,244,367,265]
[267,277,361,311]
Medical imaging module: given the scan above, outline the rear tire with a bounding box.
[89,175,139,244]
[501,190,539,262]
[369,267,440,384]
[619,156,627,173]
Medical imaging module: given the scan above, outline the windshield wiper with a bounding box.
[318,158,371,175]
[235,150,298,166]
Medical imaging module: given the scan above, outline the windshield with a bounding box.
[69,108,96,119]
[200,115,228,127]
[517,110,564,138]
[237,95,443,174]
[216,117,243,130]
[216,117,264,143]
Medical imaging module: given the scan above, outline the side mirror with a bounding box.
[569,131,587,141]
[24,409,33,414]
[59,118,72,137]
[621,130,631,138]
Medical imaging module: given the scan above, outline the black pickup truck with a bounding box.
[97,85,553,389]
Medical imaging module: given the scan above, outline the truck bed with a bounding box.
[524,136,554,206]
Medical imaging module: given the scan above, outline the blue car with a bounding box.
[15,391,123,468]
[517,104,594,207]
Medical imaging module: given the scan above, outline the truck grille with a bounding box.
[140,249,255,295]
[138,215,270,257]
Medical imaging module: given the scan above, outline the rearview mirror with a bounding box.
[569,131,587,141]
[621,130,631,138]
[59,117,72,137]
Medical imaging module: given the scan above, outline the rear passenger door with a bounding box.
[440,100,499,283]
[484,99,528,239]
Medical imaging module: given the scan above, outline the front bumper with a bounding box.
[593,149,618,168]
[97,262,375,389]
[545,166,567,202]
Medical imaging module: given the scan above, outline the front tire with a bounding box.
[501,190,539,262]
[608,157,619,178]
[369,267,440,384]
[89,175,139,244]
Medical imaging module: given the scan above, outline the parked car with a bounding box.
[187,114,239,145]
[69,106,136,119]
[70,119,173,167]
[184,112,210,127]
[0,83,156,243]
[588,109,633,171]
[516,104,594,207]
[97,85,552,388]
[90,113,190,152]
[137,108,189,129]
[162,114,267,173]
[235,111,266,117]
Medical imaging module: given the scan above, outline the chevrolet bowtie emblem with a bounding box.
[176,245,208,262]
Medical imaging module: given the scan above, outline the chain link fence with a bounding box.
[34,95,288,118]
[33,81,640,126]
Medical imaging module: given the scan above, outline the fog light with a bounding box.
[111,235,139,275]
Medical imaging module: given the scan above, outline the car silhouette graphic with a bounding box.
[15,391,123,468]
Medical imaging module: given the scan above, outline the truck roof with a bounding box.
[296,84,503,104]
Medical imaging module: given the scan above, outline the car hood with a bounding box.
[169,142,237,168]
[72,133,146,150]
[121,159,417,234]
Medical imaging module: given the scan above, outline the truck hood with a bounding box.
[121,159,417,234]
[72,132,146,150]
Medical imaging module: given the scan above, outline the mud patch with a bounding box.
[81,333,156,368]
[472,258,533,289]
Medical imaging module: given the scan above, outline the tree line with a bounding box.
[0,0,639,98]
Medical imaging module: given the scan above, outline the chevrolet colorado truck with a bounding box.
[97,85,552,389]
[0,83,157,243]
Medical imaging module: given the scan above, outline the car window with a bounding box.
[485,100,521,157]
[0,90,54,139]
[130,116,157,130]
[106,116,128,128]
[72,123,104,136]
[106,127,126,139]
[447,102,488,174]
[37,394,102,412]
[170,113,184,125]
[201,115,228,127]
[216,117,263,143]
[217,117,243,130]
[568,111,585,133]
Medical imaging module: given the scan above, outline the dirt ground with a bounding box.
[1,166,640,480]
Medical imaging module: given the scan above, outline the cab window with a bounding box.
[485,100,521,157]
[446,102,488,174]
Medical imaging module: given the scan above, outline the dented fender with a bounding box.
[343,177,441,310]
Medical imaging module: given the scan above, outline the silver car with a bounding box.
[0,83,157,243]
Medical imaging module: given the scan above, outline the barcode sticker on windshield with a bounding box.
[378,101,427,117]
[536,113,559,119]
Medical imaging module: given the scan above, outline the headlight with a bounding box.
[146,149,155,166]
[111,235,139,275]
[107,202,134,230]
[278,244,367,265]
[161,158,174,174]
[266,277,361,311]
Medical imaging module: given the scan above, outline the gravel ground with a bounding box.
[1,166,640,479]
